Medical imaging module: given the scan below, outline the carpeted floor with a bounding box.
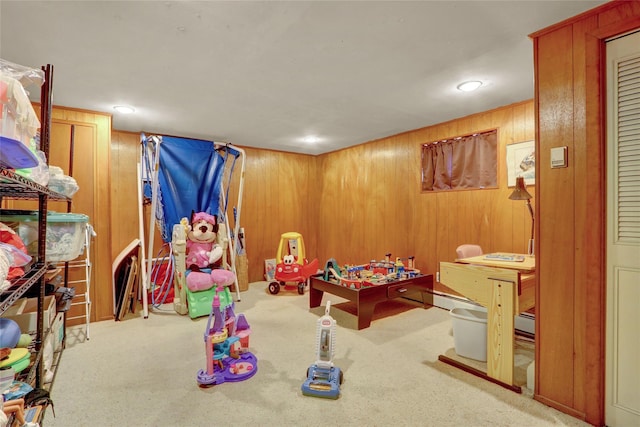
[43,282,589,427]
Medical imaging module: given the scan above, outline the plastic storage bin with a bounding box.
[0,211,89,262]
[48,173,79,197]
[0,75,41,146]
[450,307,487,362]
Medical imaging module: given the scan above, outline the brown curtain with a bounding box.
[421,130,497,191]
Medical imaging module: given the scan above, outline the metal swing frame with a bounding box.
[138,134,246,318]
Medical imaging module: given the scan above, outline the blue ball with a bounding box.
[0,318,21,348]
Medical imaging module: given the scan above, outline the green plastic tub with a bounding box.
[0,210,89,262]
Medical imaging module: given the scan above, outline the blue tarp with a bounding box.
[151,136,233,242]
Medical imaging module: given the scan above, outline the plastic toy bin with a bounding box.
[450,307,487,362]
[0,211,88,262]
[1,75,41,146]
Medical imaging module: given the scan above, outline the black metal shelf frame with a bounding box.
[0,65,66,403]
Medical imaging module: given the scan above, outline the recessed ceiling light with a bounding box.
[114,105,135,114]
[303,135,319,143]
[456,81,483,92]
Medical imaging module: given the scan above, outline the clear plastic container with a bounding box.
[0,75,41,145]
[0,211,89,262]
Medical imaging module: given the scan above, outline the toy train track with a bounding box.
[327,267,421,289]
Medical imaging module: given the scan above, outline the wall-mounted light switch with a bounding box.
[551,146,568,168]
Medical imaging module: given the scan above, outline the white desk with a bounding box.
[439,254,535,392]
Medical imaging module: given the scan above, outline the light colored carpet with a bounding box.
[44,282,589,427]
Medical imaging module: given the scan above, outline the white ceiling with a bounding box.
[1,1,606,155]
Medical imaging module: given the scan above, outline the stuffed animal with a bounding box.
[184,212,235,292]
[186,212,223,270]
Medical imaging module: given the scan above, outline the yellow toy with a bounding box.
[268,232,319,295]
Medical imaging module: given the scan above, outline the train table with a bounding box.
[309,273,433,329]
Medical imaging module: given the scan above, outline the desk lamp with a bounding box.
[509,176,534,255]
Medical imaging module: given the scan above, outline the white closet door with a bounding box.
[606,29,640,427]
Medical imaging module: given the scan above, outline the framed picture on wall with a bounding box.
[506,140,535,187]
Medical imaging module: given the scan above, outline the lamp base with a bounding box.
[528,239,535,256]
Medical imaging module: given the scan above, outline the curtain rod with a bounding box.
[423,131,489,147]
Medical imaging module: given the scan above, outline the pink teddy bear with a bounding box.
[185,212,235,292]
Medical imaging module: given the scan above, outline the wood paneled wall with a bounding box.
[21,106,113,324]
[109,134,319,285]
[50,109,112,323]
[108,101,534,297]
[316,101,535,294]
[51,98,535,377]
[531,1,640,425]
[237,147,319,281]
[110,131,145,258]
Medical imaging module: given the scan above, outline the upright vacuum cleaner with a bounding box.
[301,301,343,399]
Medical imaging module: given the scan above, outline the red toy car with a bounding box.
[268,232,319,295]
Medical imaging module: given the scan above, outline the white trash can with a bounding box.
[450,307,487,362]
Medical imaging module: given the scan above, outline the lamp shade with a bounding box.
[509,176,532,200]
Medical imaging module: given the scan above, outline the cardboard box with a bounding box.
[41,311,64,373]
[236,254,249,292]
[50,311,64,351]
[2,295,56,334]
